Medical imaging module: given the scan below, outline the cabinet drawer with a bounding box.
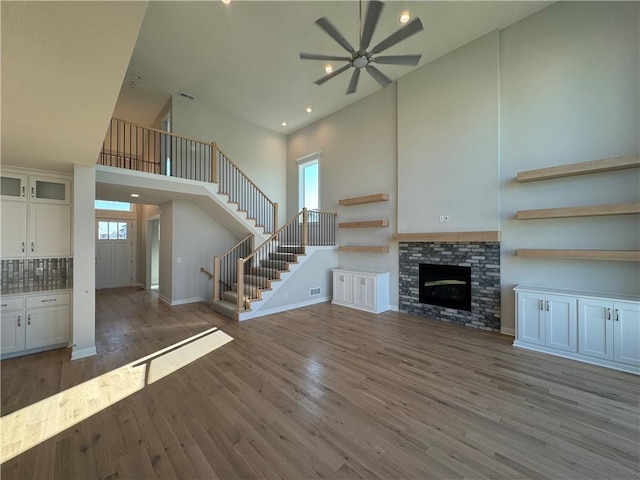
[1,297,25,311]
[27,293,70,308]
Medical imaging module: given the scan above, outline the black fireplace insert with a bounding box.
[419,263,471,311]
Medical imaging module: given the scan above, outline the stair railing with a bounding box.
[235,208,337,312]
[215,147,278,234]
[99,118,216,182]
[99,118,279,234]
[213,233,254,303]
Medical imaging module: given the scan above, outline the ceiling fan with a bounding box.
[300,0,423,94]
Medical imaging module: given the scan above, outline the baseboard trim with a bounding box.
[71,345,98,360]
[170,297,203,306]
[388,304,399,312]
[240,296,331,321]
[501,327,515,337]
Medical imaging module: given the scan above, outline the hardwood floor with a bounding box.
[2,287,639,479]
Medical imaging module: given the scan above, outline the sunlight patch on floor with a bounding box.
[0,327,233,463]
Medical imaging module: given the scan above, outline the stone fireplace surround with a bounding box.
[399,241,500,332]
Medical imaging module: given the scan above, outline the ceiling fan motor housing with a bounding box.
[352,54,370,68]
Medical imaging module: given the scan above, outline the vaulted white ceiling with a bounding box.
[2,1,553,174]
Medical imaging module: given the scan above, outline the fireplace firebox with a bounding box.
[418,263,471,311]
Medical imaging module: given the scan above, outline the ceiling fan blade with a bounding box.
[365,65,392,88]
[315,17,356,55]
[372,54,422,66]
[300,52,352,61]
[360,0,383,51]
[314,63,351,86]
[369,17,424,55]
[346,68,361,95]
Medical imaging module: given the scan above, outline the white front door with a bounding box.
[96,220,133,289]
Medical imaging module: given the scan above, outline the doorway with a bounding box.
[146,217,160,291]
[96,219,134,289]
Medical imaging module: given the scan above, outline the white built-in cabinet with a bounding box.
[332,269,389,314]
[0,169,71,258]
[1,292,70,359]
[514,285,639,374]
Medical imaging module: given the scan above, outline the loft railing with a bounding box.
[98,118,278,233]
[213,233,254,303]
[234,208,337,312]
[216,147,277,234]
[99,118,215,181]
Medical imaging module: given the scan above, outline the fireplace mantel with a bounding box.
[392,231,501,243]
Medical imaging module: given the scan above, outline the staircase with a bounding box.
[212,209,337,321]
[98,118,337,320]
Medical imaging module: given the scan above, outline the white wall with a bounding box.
[158,201,173,304]
[171,94,288,224]
[397,31,500,233]
[499,1,640,332]
[166,200,239,304]
[72,164,97,360]
[287,86,399,307]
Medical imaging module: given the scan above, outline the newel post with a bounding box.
[273,202,279,234]
[211,142,217,184]
[302,207,308,246]
[236,258,244,312]
[213,256,220,301]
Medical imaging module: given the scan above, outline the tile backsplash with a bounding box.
[1,258,73,294]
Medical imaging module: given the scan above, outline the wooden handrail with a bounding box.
[216,146,276,206]
[199,267,213,280]
[218,233,254,259]
[112,117,213,147]
[240,210,304,265]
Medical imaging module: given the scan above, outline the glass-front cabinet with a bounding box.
[0,172,28,201]
[29,176,70,205]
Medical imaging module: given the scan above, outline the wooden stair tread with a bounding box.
[516,202,640,220]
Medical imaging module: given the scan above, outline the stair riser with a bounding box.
[268,253,296,262]
[260,260,288,270]
[277,246,305,254]
[244,275,270,288]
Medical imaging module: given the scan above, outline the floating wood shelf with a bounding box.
[339,220,389,229]
[516,202,640,220]
[516,249,640,262]
[392,231,501,243]
[516,154,640,183]
[338,246,389,253]
[338,193,389,206]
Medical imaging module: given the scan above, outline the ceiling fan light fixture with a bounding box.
[400,11,411,24]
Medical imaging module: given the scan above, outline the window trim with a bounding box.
[297,151,321,215]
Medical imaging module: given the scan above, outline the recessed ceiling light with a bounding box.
[400,11,411,24]
[130,81,139,88]
[221,0,231,4]
[325,65,333,74]
[305,107,312,113]
[130,193,140,198]
[281,122,287,127]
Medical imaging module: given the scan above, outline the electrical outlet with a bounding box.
[439,215,445,223]
[444,215,450,222]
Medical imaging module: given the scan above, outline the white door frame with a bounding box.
[146,215,160,291]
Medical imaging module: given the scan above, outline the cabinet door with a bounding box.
[1,173,27,201]
[0,201,27,258]
[354,275,376,309]
[1,311,25,355]
[578,299,614,361]
[29,176,70,205]
[25,305,70,350]
[29,203,71,257]
[546,295,577,352]
[333,272,353,303]
[613,302,640,367]
[517,292,546,346]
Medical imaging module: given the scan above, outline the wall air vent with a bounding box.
[310,287,321,296]
[179,92,195,100]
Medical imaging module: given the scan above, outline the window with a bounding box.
[95,200,132,212]
[98,221,128,240]
[298,153,320,220]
